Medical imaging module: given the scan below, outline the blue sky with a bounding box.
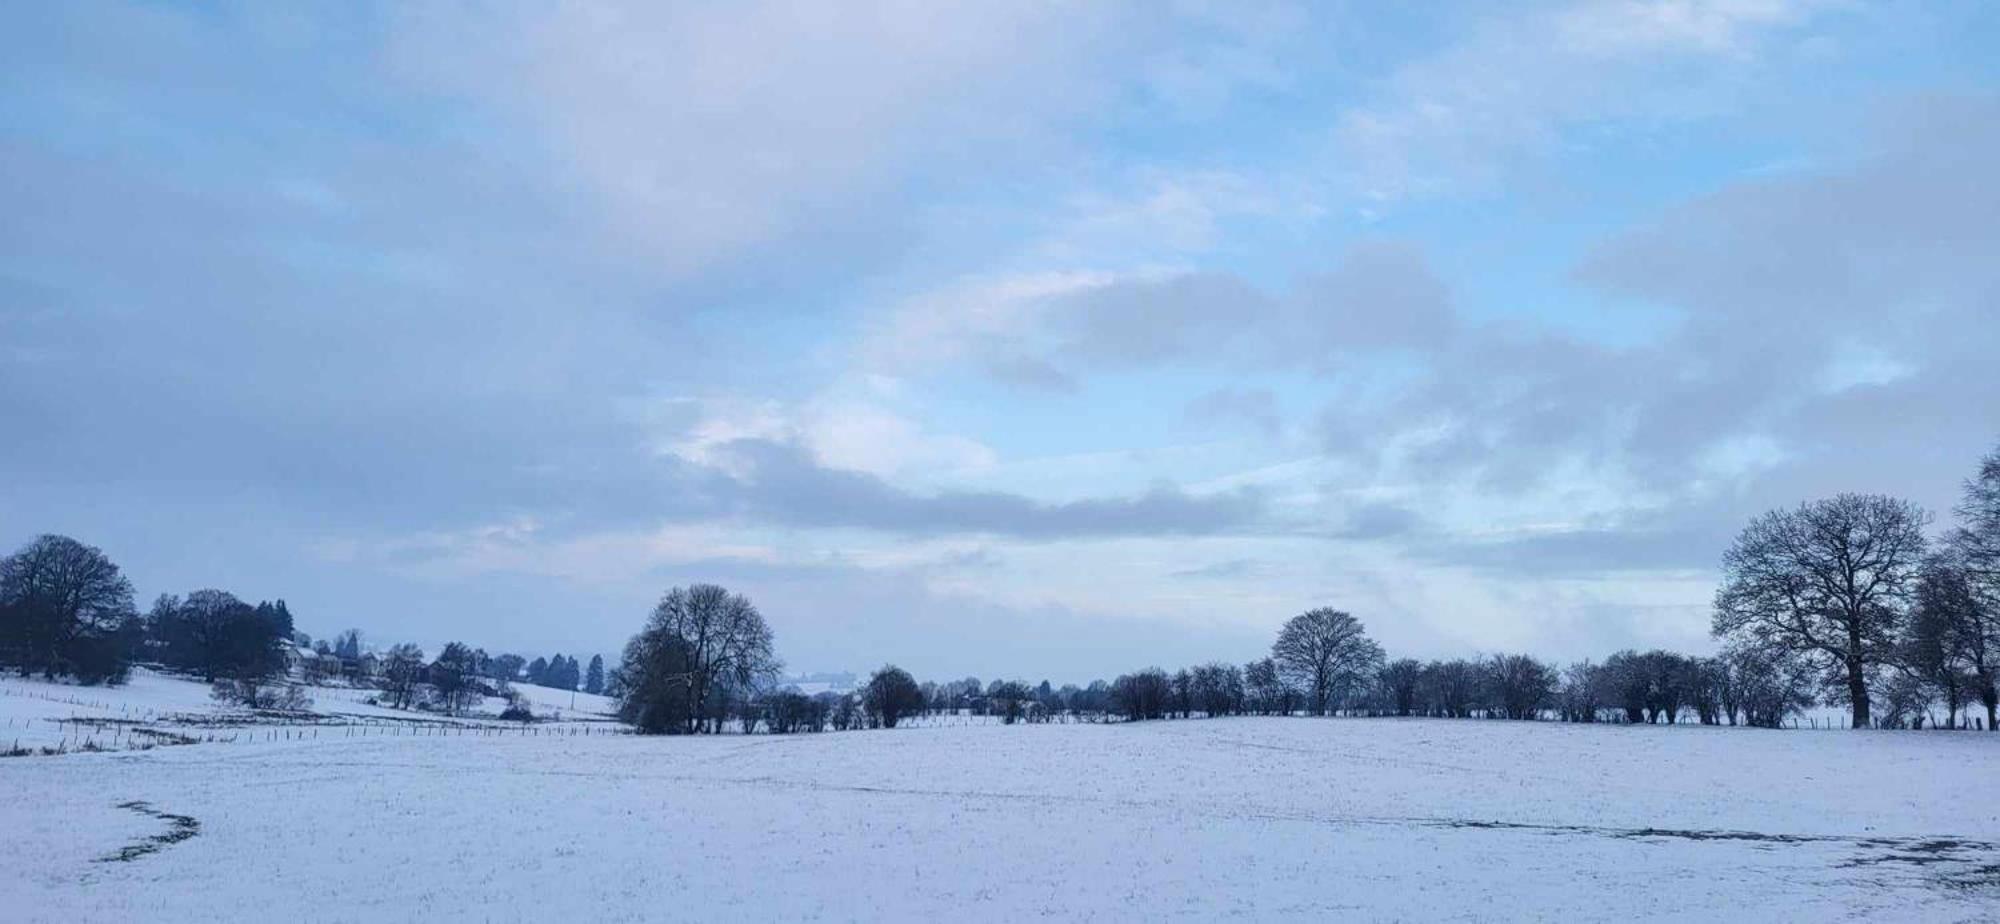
[4,1,1997,681]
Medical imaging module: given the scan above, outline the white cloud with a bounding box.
[1029,168,1321,264]
[1553,0,1811,57]
[391,2,1120,274]
[1335,0,1827,202]
[855,269,1129,375]
[320,518,783,584]
[855,236,1456,388]
[660,391,997,482]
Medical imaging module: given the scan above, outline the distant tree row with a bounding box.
[145,592,295,684]
[0,536,304,693]
[611,441,2000,736]
[519,652,605,693]
[1089,442,2000,731]
[1066,630,1870,729]
[1710,443,2000,729]
[354,641,608,717]
[0,534,613,722]
[13,439,1997,737]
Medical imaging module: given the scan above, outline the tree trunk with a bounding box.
[1846,659,1870,729]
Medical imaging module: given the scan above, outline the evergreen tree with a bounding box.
[489,653,526,682]
[585,654,606,695]
[257,600,295,641]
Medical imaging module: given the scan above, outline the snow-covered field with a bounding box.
[501,680,617,719]
[3,711,1997,922]
[0,669,617,753]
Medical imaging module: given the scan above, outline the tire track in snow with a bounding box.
[96,801,199,863]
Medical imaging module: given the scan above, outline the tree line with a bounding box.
[606,598,1821,733]
[612,441,2000,735]
[1104,443,2000,731]
[0,539,607,719]
[0,540,304,693]
[283,641,611,718]
[8,440,1997,734]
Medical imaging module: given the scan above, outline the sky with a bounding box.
[3,1,1997,683]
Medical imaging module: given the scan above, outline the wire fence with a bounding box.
[5,715,631,756]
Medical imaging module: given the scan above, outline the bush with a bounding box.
[62,632,133,686]
[764,689,823,733]
[1112,669,1172,721]
[211,678,312,711]
[863,665,925,728]
[499,692,535,722]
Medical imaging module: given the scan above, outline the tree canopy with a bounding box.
[1713,493,1928,727]
[1271,608,1383,716]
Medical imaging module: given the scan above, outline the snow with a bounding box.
[2,713,1997,921]
[504,681,617,719]
[0,668,262,750]
[0,669,608,753]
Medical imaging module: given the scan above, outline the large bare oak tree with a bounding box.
[1712,493,1927,728]
[1271,608,1382,716]
[623,584,778,734]
[0,534,135,679]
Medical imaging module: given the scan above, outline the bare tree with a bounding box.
[0,534,137,681]
[150,589,286,684]
[1641,650,1692,724]
[989,681,1033,724]
[380,643,426,710]
[1171,668,1194,719]
[1602,650,1651,723]
[1713,494,1928,728]
[1557,660,1606,723]
[1423,659,1479,718]
[1190,662,1244,717]
[1485,654,1555,720]
[1904,553,1990,728]
[632,584,778,734]
[429,642,482,716]
[1685,657,1727,725]
[616,628,696,734]
[1958,443,2000,606]
[1111,668,1171,721]
[1378,658,1422,717]
[764,689,822,733]
[1951,443,2000,729]
[1877,671,1935,729]
[1272,608,1383,716]
[1723,643,1816,728]
[826,691,859,731]
[211,677,311,711]
[1243,657,1289,715]
[864,665,925,728]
